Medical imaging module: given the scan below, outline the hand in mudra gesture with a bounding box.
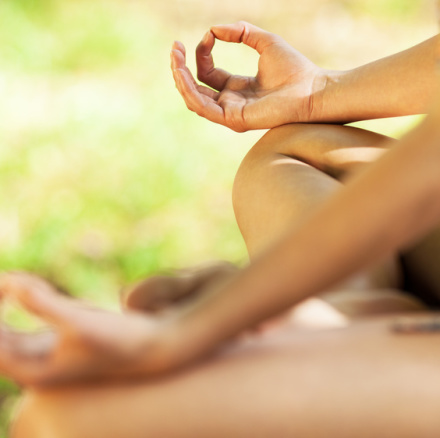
[0,273,169,386]
[171,21,324,132]
[0,263,238,386]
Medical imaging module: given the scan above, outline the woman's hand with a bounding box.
[0,273,172,386]
[0,264,240,387]
[171,21,325,132]
[172,23,439,128]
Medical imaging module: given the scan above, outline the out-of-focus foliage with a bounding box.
[0,0,436,435]
[0,0,250,305]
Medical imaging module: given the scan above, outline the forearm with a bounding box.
[169,112,440,363]
[312,35,439,123]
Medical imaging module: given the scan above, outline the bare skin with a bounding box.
[124,123,426,322]
[160,24,440,362]
[0,19,437,386]
[11,315,440,438]
[0,124,419,389]
[3,19,440,438]
[171,21,439,131]
[8,121,437,438]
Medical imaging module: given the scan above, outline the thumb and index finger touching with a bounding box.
[210,21,277,53]
[196,21,278,91]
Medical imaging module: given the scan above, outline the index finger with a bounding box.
[210,21,280,55]
[196,30,232,91]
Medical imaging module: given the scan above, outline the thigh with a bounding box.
[11,313,440,438]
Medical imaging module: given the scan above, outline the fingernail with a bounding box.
[203,31,211,44]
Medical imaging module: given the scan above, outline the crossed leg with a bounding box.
[125,123,426,322]
[10,123,438,437]
[232,123,425,318]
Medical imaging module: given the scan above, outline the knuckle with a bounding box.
[224,113,247,133]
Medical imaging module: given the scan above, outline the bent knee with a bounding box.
[232,122,388,215]
[233,123,388,194]
[233,123,329,202]
[232,124,323,227]
[232,125,301,206]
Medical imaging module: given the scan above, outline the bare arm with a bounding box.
[315,35,440,123]
[172,22,439,130]
[1,109,439,385]
[1,103,439,386]
[0,28,439,387]
[164,97,440,364]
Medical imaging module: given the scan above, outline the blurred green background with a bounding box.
[0,0,437,434]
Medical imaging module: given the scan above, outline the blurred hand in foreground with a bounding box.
[0,273,169,386]
[0,264,238,387]
[171,21,324,132]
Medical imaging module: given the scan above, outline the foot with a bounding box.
[122,261,238,313]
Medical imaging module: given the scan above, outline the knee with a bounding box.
[233,123,319,187]
[232,128,272,230]
[232,124,308,223]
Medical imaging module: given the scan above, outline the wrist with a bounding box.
[308,69,347,123]
[124,314,185,377]
[136,308,215,375]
